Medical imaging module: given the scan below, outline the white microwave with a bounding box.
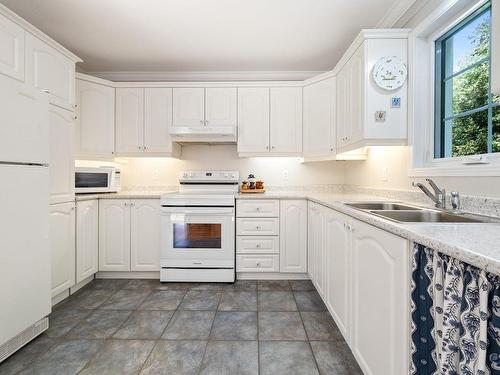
[75,167,121,193]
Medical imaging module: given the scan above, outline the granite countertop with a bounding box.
[237,191,500,275]
[76,189,500,275]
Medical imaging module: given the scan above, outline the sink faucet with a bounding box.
[412,179,446,209]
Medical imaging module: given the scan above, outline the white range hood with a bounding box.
[169,126,237,143]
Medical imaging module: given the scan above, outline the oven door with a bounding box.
[161,206,235,268]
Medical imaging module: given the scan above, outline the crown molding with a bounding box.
[376,0,419,27]
[0,3,82,63]
[85,70,323,83]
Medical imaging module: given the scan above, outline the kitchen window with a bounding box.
[434,2,499,159]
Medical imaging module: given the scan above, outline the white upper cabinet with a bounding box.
[336,32,409,153]
[49,202,75,297]
[25,33,75,111]
[130,199,160,271]
[350,218,409,375]
[75,78,115,158]
[279,200,307,273]
[303,77,336,159]
[0,13,24,81]
[49,105,75,205]
[144,88,174,152]
[493,1,499,94]
[237,87,270,154]
[205,88,237,127]
[99,199,131,272]
[115,88,144,154]
[270,87,302,154]
[76,199,98,283]
[172,88,205,127]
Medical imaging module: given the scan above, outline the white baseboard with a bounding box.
[237,272,309,280]
[96,271,160,279]
[70,275,95,293]
[51,290,70,306]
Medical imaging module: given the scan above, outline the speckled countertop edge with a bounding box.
[78,190,500,276]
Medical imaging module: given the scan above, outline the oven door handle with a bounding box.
[162,207,234,215]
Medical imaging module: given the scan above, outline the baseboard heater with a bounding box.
[0,317,48,363]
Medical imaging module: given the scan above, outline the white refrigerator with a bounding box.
[0,75,51,361]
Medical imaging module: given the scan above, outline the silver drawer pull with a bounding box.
[256,244,261,248]
[256,226,261,230]
[256,262,261,267]
[256,207,261,211]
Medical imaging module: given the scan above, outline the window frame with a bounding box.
[409,0,500,177]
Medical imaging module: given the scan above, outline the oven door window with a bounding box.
[173,223,222,249]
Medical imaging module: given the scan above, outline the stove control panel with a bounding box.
[179,170,239,183]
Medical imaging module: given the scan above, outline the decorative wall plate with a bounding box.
[372,56,407,91]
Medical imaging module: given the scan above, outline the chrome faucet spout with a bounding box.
[412,182,440,205]
[425,178,443,195]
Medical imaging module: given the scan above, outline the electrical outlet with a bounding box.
[282,170,289,181]
[381,167,388,182]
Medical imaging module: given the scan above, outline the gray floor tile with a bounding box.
[79,340,155,375]
[66,309,132,339]
[310,341,363,375]
[155,282,197,290]
[191,282,225,291]
[140,340,207,375]
[31,339,103,375]
[294,291,328,311]
[259,341,319,375]
[55,288,115,310]
[99,289,151,310]
[258,280,291,291]
[210,312,258,340]
[123,279,161,290]
[301,311,343,341]
[219,291,257,311]
[138,290,185,310]
[113,310,174,339]
[0,334,56,375]
[199,341,258,375]
[87,278,129,290]
[162,310,215,339]
[46,309,92,337]
[259,311,307,341]
[258,291,297,311]
[179,291,221,310]
[290,279,316,291]
[223,280,257,291]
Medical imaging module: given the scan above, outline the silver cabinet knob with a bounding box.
[256,262,261,267]
[256,207,261,211]
[200,120,204,125]
[256,226,261,230]
[124,202,128,207]
[266,146,269,150]
[256,244,261,248]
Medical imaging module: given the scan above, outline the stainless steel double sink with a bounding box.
[344,202,490,223]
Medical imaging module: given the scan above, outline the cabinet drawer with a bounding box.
[236,218,279,236]
[237,200,279,217]
[236,255,279,272]
[237,236,279,254]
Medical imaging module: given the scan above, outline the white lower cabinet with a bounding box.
[130,199,160,271]
[76,199,98,283]
[49,202,75,297]
[99,199,160,272]
[280,200,307,273]
[308,202,409,375]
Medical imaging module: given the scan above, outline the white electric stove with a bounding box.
[160,171,239,282]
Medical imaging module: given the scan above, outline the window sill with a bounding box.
[408,164,500,177]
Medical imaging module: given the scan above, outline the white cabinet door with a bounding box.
[336,66,349,149]
[280,200,307,273]
[172,88,204,127]
[75,79,115,158]
[346,45,365,147]
[205,88,237,127]
[314,206,326,298]
[25,33,75,111]
[237,88,270,153]
[76,199,98,283]
[144,88,174,153]
[49,105,75,204]
[303,78,336,158]
[116,88,144,154]
[307,202,318,285]
[270,87,302,154]
[99,199,131,271]
[350,219,409,375]
[130,199,160,271]
[49,202,75,297]
[324,208,351,339]
[0,13,24,81]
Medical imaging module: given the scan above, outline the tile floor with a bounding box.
[0,279,362,375]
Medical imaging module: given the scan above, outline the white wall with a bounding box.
[80,145,345,189]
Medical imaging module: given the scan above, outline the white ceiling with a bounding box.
[1,0,401,78]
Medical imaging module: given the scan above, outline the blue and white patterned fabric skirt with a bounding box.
[411,243,500,375]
